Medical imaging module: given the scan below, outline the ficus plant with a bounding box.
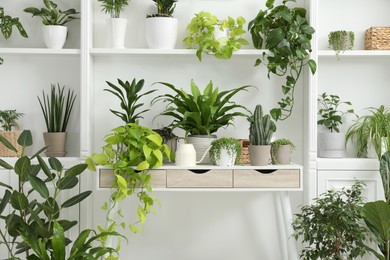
[248,0,317,121]
[86,123,171,234]
[0,130,122,259]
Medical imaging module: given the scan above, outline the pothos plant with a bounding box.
[183,11,249,61]
[248,0,317,121]
[0,130,121,259]
[86,123,171,234]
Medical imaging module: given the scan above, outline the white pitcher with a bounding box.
[175,143,212,166]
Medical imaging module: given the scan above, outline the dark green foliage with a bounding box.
[0,110,24,131]
[147,0,177,18]
[98,0,129,18]
[249,105,276,145]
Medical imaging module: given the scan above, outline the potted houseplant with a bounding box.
[0,110,24,157]
[152,79,252,164]
[38,83,76,157]
[98,0,130,48]
[0,130,121,259]
[248,0,317,121]
[328,30,355,58]
[248,104,276,166]
[145,0,178,49]
[24,0,79,49]
[317,92,355,158]
[292,181,372,259]
[346,105,390,159]
[103,77,157,123]
[0,7,28,64]
[153,126,177,161]
[271,138,295,165]
[209,137,241,166]
[86,123,171,233]
[183,11,249,61]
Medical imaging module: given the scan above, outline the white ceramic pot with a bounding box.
[318,132,345,158]
[145,17,178,49]
[186,135,217,164]
[248,145,271,166]
[214,148,237,167]
[107,18,127,48]
[42,25,67,49]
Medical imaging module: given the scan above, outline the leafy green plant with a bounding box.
[248,0,317,121]
[86,123,171,234]
[0,7,28,64]
[104,78,156,124]
[346,105,390,159]
[0,110,24,131]
[147,0,177,18]
[209,137,241,165]
[328,30,355,57]
[97,0,130,18]
[292,181,372,260]
[24,0,79,26]
[152,79,252,136]
[0,130,121,259]
[249,104,276,145]
[183,11,249,61]
[38,83,76,133]
[317,92,355,133]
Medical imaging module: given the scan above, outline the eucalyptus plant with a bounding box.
[0,110,24,131]
[152,79,252,136]
[104,78,156,124]
[248,0,316,121]
[147,0,177,18]
[38,83,76,133]
[183,11,249,61]
[0,130,121,259]
[317,92,355,133]
[24,0,79,26]
[98,0,130,18]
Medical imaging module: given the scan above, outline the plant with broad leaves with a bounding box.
[98,0,130,18]
[86,123,171,234]
[248,0,316,121]
[317,92,355,133]
[0,130,122,259]
[0,110,24,131]
[147,0,177,18]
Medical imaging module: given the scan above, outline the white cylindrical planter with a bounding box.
[107,18,127,48]
[145,17,178,49]
[318,132,345,158]
[248,145,271,166]
[186,135,217,164]
[42,25,67,49]
[214,148,237,167]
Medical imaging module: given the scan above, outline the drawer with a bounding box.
[166,169,233,188]
[233,169,300,188]
[99,168,167,188]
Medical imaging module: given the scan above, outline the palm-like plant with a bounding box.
[152,79,252,136]
[97,0,129,18]
[38,83,76,132]
[104,78,157,124]
[0,110,24,131]
[147,0,177,18]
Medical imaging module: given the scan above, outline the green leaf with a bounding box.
[116,175,127,194]
[266,28,284,48]
[0,190,11,214]
[37,155,53,180]
[146,134,162,146]
[49,157,63,171]
[52,221,66,260]
[364,201,390,241]
[17,130,33,147]
[11,191,28,210]
[64,164,87,178]
[0,159,13,170]
[0,135,17,153]
[129,224,141,233]
[308,59,317,74]
[57,176,78,190]
[136,161,150,171]
[29,175,50,199]
[61,191,92,208]
[14,156,30,176]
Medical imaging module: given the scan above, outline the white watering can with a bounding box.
[175,143,212,167]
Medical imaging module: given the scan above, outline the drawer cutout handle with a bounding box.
[189,169,210,174]
[255,169,276,174]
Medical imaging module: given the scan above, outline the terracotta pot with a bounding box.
[248,145,271,166]
[43,132,67,157]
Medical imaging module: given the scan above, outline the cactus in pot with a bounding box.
[248,105,276,165]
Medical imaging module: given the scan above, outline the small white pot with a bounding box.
[214,148,237,167]
[145,17,178,49]
[107,18,127,48]
[318,132,345,158]
[42,25,67,49]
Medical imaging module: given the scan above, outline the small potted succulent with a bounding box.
[0,109,24,157]
[328,30,355,58]
[209,137,241,166]
[145,0,178,49]
[271,138,295,165]
[24,0,79,49]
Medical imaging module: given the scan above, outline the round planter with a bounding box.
[107,18,127,48]
[186,135,217,164]
[329,31,354,51]
[43,132,67,157]
[271,145,292,165]
[42,25,67,49]
[248,145,271,166]
[318,132,345,158]
[213,148,237,167]
[145,17,178,49]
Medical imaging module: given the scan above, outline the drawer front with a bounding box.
[99,169,167,188]
[166,169,233,188]
[233,169,300,188]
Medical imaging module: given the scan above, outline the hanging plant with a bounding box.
[328,30,355,58]
[248,0,317,121]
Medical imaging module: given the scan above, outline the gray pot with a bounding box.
[271,145,292,165]
[186,135,217,164]
[248,145,271,166]
[43,132,67,157]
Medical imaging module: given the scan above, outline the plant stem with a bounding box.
[0,228,14,258]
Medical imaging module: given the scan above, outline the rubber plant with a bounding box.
[86,123,171,234]
[248,0,317,121]
[0,130,122,259]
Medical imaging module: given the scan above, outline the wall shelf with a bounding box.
[0,48,80,55]
[318,50,390,57]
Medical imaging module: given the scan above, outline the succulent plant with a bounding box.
[249,105,276,145]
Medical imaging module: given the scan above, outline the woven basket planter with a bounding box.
[0,131,22,157]
[240,139,251,164]
[365,27,390,50]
